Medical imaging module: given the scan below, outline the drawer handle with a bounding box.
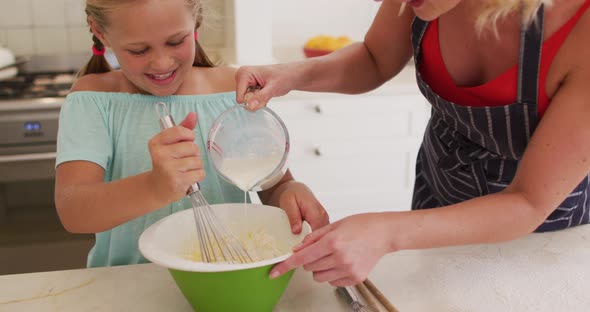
[0,152,56,163]
[314,105,322,114]
[314,147,322,156]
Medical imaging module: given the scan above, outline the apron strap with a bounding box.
[517,4,545,121]
[411,17,429,63]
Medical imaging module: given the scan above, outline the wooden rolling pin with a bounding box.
[362,279,400,312]
[355,282,385,312]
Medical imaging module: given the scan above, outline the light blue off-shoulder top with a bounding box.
[57,91,247,267]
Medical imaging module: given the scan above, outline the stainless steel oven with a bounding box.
[0,54,95,275]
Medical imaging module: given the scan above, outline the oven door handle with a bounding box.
[0,152,56,163]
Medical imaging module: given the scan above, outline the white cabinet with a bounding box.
[267,89,430,221]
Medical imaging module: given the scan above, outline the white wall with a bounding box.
[271,0,380,48]
[0,0,378,61]
[0,0,89,55]
[0,0,229,57]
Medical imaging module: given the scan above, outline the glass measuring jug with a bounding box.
[207,105,290,192]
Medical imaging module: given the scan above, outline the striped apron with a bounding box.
[410,5,590,232]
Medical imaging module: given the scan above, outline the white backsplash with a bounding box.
[0,0,378,62]
[0,0,88,55]
[0,0,230,57]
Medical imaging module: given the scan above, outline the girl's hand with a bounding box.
[267,181,330,233]
[269,213,393,287]
[148,112,204,203]
[235,63,301,111]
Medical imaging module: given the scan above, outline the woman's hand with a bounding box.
[269,212,394,287]
[235,63,303,111]
[147,112,204,204]
[262,180,330,233]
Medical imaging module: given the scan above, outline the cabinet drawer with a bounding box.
[288,136,422,161]
[264,92,429,219]
[290,160,409,195]
[284,113,412,142]
[289,154,412,193]
[270,94,426,119]
[271,95,429,141]
[317,189,414,222]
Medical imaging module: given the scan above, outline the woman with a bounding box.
[234,0,590,286]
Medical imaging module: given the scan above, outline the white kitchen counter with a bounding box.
[1,225,589,312]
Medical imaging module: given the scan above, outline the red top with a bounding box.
[419,1,590,116]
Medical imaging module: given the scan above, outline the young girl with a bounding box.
[235,0,590,286]
[54,0,329,268]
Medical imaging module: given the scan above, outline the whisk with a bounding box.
[337,286,377,312]
[155,102,253,264]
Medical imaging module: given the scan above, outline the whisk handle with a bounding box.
[155,102,200,194]
[158,114,176,130]
[337,287,365,311]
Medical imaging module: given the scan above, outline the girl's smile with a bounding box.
[145,69,178,86]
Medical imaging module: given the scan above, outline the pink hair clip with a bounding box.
[194,31,198,41]
[92,45,105,56]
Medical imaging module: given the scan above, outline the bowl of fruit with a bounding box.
[303,35,352,58]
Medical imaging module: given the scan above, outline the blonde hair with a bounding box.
[79,0,214,77]
[476,0,554,35]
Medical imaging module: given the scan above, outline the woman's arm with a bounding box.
[294,0,415,94]
[235,0,414,107]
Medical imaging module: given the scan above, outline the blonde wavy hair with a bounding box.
[477,0,554,34]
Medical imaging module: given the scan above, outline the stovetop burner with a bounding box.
[0,71,76,100]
